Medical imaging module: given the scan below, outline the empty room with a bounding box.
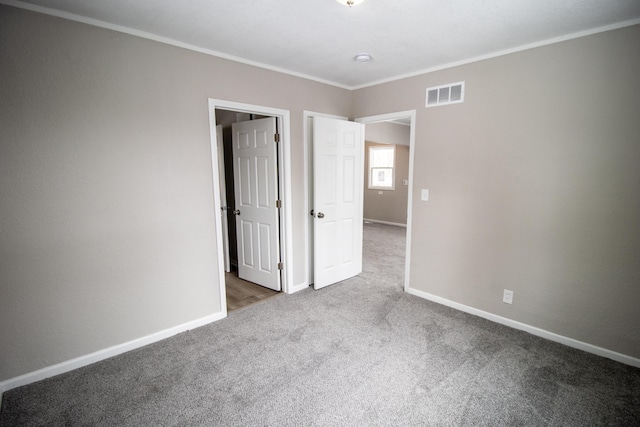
[1,0,639,425]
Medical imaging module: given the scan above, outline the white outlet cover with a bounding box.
[421,189,429,201]
[503,289,514,304]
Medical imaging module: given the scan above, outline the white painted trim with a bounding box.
[208,100,229,314]
[0,311,226,394]
[209,100,293,294]
[280,114,295,295]
[350,18,640,90]
[406,286,640,368]
[363,218,407,228]
[303,111,349,287]
[356,110,416,293]
[0,0,351,91]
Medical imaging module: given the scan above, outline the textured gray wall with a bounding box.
[353,25,640,359]
[0,6,351,381]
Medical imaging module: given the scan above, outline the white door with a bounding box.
[232,117,281,291]
[312,116,364,290]
[216,125,231,273]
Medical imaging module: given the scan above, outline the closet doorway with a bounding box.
[209,100,293,313]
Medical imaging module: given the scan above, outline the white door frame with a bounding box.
[355,110,416,292]
[215,125,231,273]
[208,99,294,309]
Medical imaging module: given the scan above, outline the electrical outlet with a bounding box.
[503,289,513,304]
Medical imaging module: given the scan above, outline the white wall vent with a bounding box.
[425,81,465,108]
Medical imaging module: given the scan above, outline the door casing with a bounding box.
[215,125,231,273]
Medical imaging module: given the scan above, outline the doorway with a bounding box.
[357,111,415,292]
[304,110,415,292]
[215,111,281,310]
[208,99,294,315]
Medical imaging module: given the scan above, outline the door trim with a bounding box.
[208,99,294,309]
[355,110,416,293]
[215,125,231,273]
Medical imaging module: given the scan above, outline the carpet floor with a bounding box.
[1,222,639,426]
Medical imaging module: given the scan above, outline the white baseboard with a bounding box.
[0,310,227,398]
[406,286,640,368]
[363,218,407,228]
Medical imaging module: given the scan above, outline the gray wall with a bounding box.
[0,6,351,381]
[363,121,410,224]
[2,4,639,384]
[353,25,640,359]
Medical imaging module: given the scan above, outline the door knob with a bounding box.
[317,212,325,219]
[233,210,241,216]
[310,209,315,217]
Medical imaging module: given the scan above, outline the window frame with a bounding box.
[368,144,396,191]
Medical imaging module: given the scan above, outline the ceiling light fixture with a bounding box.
[336,0,366,7]
[354,53,372,63]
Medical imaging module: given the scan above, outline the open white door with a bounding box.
[216,125,231,273]
[312,116,364,290]
[232,117,281,291]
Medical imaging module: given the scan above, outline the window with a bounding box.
[368,145,395,190]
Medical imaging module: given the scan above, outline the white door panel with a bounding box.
[232,117,281,291]
[313,117,364,290]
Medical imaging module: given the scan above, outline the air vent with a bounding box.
[425,81,465,108]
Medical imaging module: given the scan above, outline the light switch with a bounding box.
[421,189,429,201]
[403,179,408,186]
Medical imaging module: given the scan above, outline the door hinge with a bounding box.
[278,262,283,270]
[276,199,282,208]
[274,133,280,143]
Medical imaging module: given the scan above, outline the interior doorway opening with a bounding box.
[208,99,293,316]
[215,110,281,311]
[356,111,416,292]
[304,110,415,292]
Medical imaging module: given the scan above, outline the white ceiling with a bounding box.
[5,0,640,89]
